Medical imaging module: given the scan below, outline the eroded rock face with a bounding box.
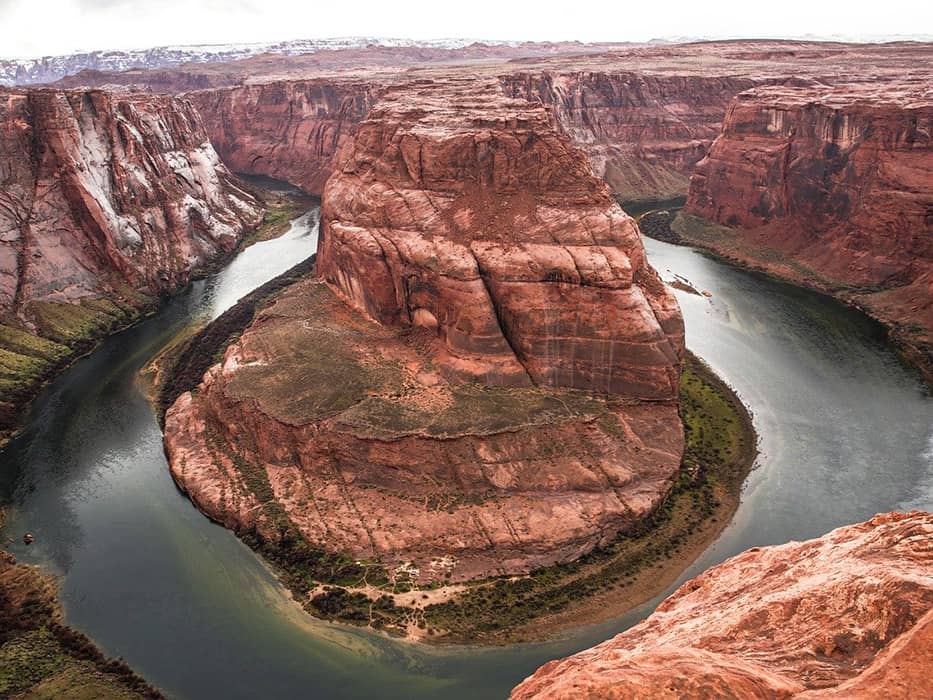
[319,80,684,399]
[684,84,933,377]
[164,278,684,583]
[163,80,686,584]
[0,88,263,315]
[500,72,754,202]
[188,71,749,206]
[189,80,381,195]
[511,511,933,699]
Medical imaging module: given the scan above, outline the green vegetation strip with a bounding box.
[0,294,155,446]
[0,551,162,699]
[221,350,755,642]
[155,256,315,423]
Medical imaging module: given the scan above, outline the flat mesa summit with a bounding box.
[163,79,686,585]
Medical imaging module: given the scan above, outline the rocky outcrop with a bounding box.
[164,277,684,584]
[511,510,933,699]
[0,87,262,438]
[683,84,933,379]
[500,72,754,202]
[319,80,684,399]
[164,80,686,585]
[189,80,381,195]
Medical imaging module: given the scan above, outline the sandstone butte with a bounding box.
[163,79,686,584]
[0,87,262,437]
[511,510,933,699]
[682,83,933,381]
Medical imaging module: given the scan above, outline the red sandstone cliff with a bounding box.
[187,71,749,205]
[51,42,933,209]
[0,87,262,436]
[163,80,686,584]
[319,80,684,398]
[500,72,754,202]
[189,80,381,195]
[512,510,933,699]
[0,88,262,314]
[683,84,933,378]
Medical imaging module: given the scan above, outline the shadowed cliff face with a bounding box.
[318,80,684,399]
[189,81,381,195]
[0,88,263,314]
[683,84,933,378]
[163,80,686,585]
[0,87,262,438]
[499,72,754,202]
[512,511,933,699]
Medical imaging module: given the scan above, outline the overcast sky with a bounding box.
[1,0,931,59]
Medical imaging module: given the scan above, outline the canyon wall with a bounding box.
[163,79,686,585]
[500,72,754,202]
[189,80,381,194]
[0,87,262,436]
[682,84,933,378]
[512,510,933,699]
[182,70,753,204]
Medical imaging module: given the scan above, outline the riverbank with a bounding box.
[670,213,933,387]
[0,528,162,699]
[0,181,311,451]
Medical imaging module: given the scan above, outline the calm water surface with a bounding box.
[2,216,931,698]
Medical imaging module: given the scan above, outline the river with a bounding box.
[1,205,931,699]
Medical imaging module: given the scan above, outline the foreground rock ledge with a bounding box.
[165,80,686,585]
[511,511,933,699]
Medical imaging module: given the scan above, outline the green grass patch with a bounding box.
[25,298,134,347]
[337,385,606,439]
[0,324,69,363]
[0,554,162,698]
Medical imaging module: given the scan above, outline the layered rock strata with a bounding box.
[682,84,933,379]
[164,81,686,584]
[53,41,933,208]
[188,71,751,206]
[318,81,684,399]
[0,88,262,436]
[512,510,933,699]
[500,72,754,202]
[189,80,381,195]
